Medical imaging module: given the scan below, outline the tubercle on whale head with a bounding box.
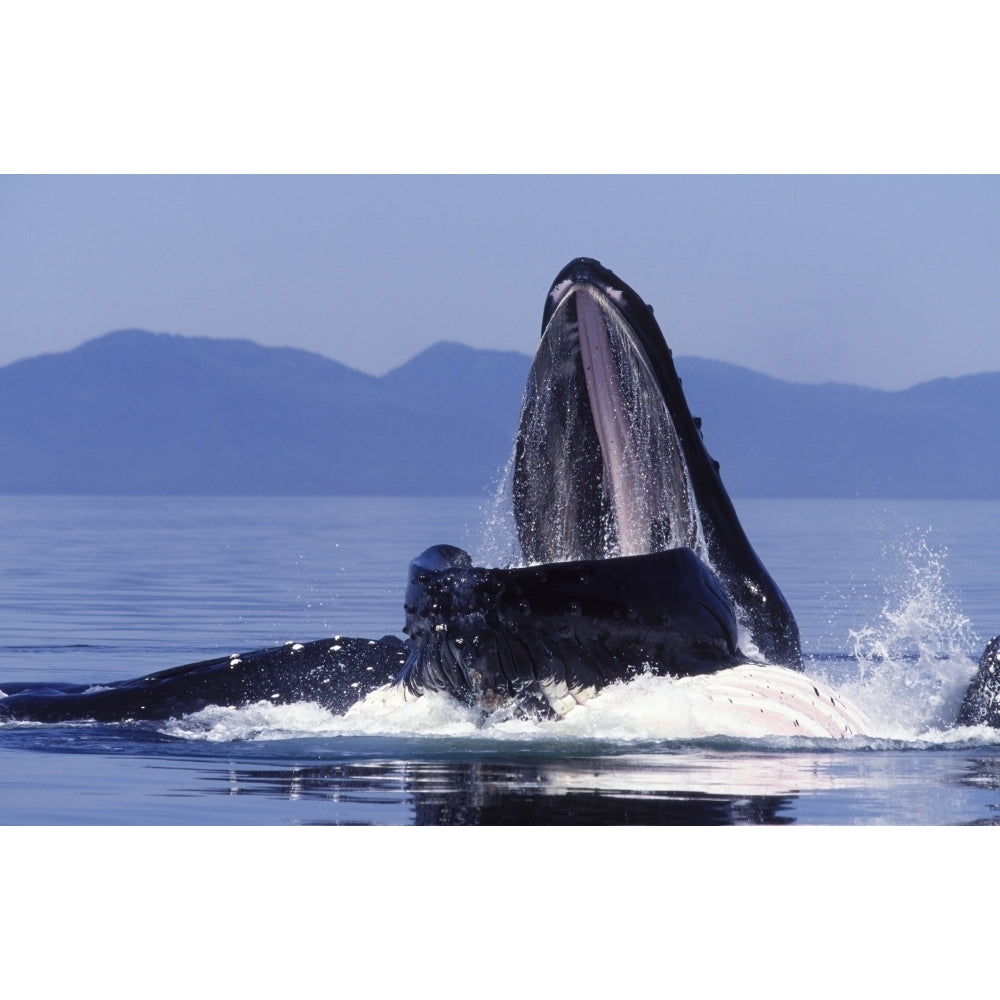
[403,544,478,640]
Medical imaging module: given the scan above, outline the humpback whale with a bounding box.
[0,258,994,730]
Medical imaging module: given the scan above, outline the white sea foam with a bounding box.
[160,686,483,742]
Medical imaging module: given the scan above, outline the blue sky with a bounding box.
[3,174,999,390]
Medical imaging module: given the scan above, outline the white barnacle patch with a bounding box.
[291,643,304,652]
[229,656,242,668]
[330,644,342,652]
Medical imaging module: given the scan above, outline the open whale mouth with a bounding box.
[513,257,706,565]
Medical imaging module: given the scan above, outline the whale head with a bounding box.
[511,257,801,667]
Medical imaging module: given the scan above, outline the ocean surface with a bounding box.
[2,494,1000,826]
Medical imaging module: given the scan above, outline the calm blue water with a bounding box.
[2,495,1000,825]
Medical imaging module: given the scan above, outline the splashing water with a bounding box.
[477,447,521,568]
[838,535,979,737]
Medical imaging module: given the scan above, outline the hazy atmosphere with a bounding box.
[3,174,998,391]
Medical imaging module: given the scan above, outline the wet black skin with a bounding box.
[958,637,1000,728]
[0,636,407,723]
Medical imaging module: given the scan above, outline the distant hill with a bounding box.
[0,331,530,495]
[676,358,1000,498]
[2,329,999,498]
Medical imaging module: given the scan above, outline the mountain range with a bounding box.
[2,329,999,498]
